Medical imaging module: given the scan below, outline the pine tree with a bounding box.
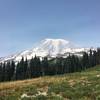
[25,58,30,79]
[0,63,3,82]
[34,56,41,77]
[74,56,81,72]
[2,62,6,81]
[71,55,76,72]
[10,61,15,80]
[56,58,63,74]
[92,50,97,66]
[89,49,93,67]
[23,58,28,79]
[15,62,19,80]
[30,57,34,77]
[82,52,89,70]
[41,57,48,75]
[63,58,69,73]
[15,57,25,80]
[66,55,72,73]
[96,48,100,64]
[5,62,11,81]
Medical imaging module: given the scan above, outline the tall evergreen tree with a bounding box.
[63,57,70,73]
[0,63,3,82]
[41,57,48,75]
[10,61,15,80]
[5,62,11,81]
[2,62,6,82]
[82,52,89,70]
[96,48,100,64]
[56,58,63,74]
[29,57,34,77]
[34,56,41,77]
[66,55,72,73]
[15,57,25,80]
[23,57,28,79]
[92,50,97,66]
[89,49,94,67]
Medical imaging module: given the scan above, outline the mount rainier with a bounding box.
[0,38,91,63]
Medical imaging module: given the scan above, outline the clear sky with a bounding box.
[0,0,100,57]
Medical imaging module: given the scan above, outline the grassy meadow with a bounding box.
[0,65,100,100]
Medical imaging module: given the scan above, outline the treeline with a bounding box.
[0,48,100,82]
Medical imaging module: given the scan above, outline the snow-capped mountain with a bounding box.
[0,38,91,63]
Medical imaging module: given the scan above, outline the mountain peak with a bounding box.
[0,38,90,63]
[34,38,78,57]
[43,38,69,43]
[40,38,71,48]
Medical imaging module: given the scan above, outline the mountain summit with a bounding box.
[35,38,77,56]
[0,38,90,63]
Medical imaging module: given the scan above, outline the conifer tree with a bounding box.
[2,62,6,81]
[30,57,34,77]
[89,49,93,67]
[66,55,72,73]
[56,58,63,74]
[92,50,97,66]
[15,62,20,80]
[10,61,15,80]
[82,52,89,69]
[23,57,28,79]
[96,48,100,64]
[41,57,48,75]
[15,57,25,80]
[0,63,3,82]
[33,56,41,77]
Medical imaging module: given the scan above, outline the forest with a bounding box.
[0,48,100,82]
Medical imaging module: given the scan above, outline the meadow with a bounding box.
[0,65,100,100]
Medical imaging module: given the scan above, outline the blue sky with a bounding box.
[0,0,100,57]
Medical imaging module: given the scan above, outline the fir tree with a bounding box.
[10,61,15,80]
[82,52,89,70]
[0,63,3,82]
[41,57,48,75]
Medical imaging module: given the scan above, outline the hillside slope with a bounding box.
[0,65,100,100]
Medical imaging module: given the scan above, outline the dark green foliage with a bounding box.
[10,61,15,80]
[29,57,34,77]
[56,58,63,74]
[0,61,15,82]
[29,56,41,78]
[89,49,93,66]
[0,63,3,81]
[33,56,41,77]
[0,49,100,82]
[15,57,28,80]
[2,62,6,82]
[96,48,100,64]
[82,52,89,69]
[92,50,97,66]
[41,57,49,75]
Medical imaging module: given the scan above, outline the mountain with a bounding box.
[0,38,91,63]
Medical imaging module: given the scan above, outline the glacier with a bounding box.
[0,38,91,63]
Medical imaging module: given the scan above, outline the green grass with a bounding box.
[0,65,100,100]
